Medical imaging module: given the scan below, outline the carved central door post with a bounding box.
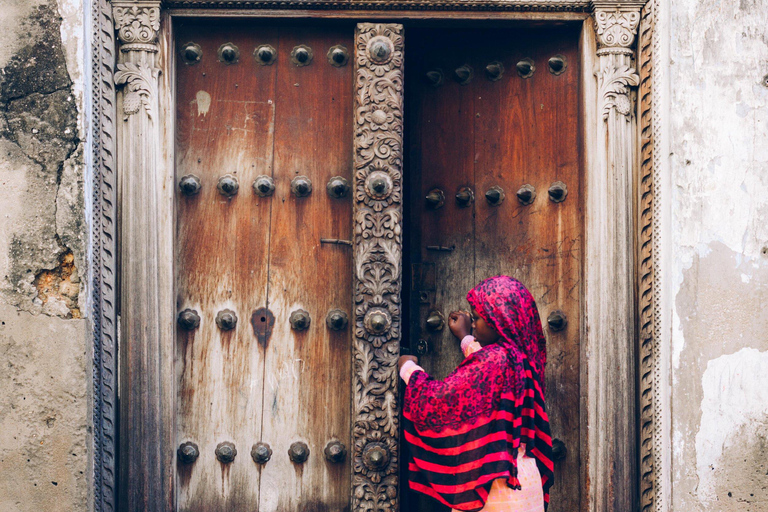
[113,2,175,510]
[587,2,642,511]
[352,23,404,512]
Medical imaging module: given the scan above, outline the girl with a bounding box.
[398,276,553,512]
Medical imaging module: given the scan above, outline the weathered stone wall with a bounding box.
[0,0,89,510]
[668,0,768,508]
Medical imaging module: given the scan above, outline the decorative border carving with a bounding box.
[352,23,404,512]
[91,0,118,510]
[639,0,662,510]
[164,0,591,12]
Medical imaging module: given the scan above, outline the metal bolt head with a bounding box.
[326,176,349,198]
[217,43,240,64]
[326,309,348,331]
[217,174,239,197]
[548,181,568,203]
[552,438,567,461]
[485,61,505,81]
[177,308,201,330]
[454,64,474,85]
[548,55,567,76]
[215,442,237,464]
[181,43,202,65]
[291,45,313,66]
[547,310,568,332]
[516,58,535,78]
[327,45,349,67]
[485,185,505,206]
[291,176,312,198]
[516,184,536,205]
[324,440,347,463]
[254,44,276,65]
[425,69,444,87]
[455,187,474,207]
[426,310,445,331]
[425,188,445,210]
[253,175,275,197]
[177,442,199,464]
[365,309,390,335]
[366,171,392,199]
[288,441,310,463]
[179,174,201,196]
[215,309,238,331]
[362,443,389,471]
[251,442,272,465]
[290,309,311,331]
[367,36,393,64]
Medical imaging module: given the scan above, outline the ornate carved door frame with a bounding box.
[89,1,664,511]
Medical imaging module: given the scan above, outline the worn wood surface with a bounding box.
[259,24,354,512]
[117,4,176,510]
[174,20,353,511]
[403,25,582,512]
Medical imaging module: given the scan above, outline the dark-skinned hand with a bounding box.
[398,355,419,372]
[448,310,472,340]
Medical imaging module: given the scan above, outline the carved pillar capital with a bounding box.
[591,2,643,55]
[591,2,642,120]
[112,1,160,53]
[112,1,161,119]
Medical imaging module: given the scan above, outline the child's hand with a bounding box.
[398,355,419,372]
[448,311,472,340]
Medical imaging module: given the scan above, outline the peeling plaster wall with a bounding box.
[669,0,768,507]
[0,0,90,510]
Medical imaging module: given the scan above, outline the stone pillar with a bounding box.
[113,2,174,510]
[587,2,642,511]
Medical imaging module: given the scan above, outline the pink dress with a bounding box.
[400,336,545,512]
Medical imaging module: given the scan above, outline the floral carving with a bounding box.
[356,163,401,211]
[353,23,404,512]
[112,4,160,47]
[597,64,639,119]
[594,8,641,51]
[114,62,159,119]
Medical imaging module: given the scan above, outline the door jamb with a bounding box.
[89,1,662,511]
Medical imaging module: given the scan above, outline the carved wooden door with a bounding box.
[174,20,355,511]
[402,26,583,512]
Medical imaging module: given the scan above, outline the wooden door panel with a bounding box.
[175,20,353,512]
[407,52,477,382]
[175,21,279,511]
[259,24,354,512]
[405,26,582,512]
[472,29,582,512]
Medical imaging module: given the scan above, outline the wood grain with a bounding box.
[259,23,354,512]
[174,20,354,512]
[404,25,582,512]
[175,20,274,511]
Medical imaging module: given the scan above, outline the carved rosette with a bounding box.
[352,23,404,512]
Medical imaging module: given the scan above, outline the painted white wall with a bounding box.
[667,0,768,508]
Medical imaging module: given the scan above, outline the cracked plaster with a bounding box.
[669,0,768,505]
[0,0,89,510]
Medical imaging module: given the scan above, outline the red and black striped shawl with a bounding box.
[402,276,554,511]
